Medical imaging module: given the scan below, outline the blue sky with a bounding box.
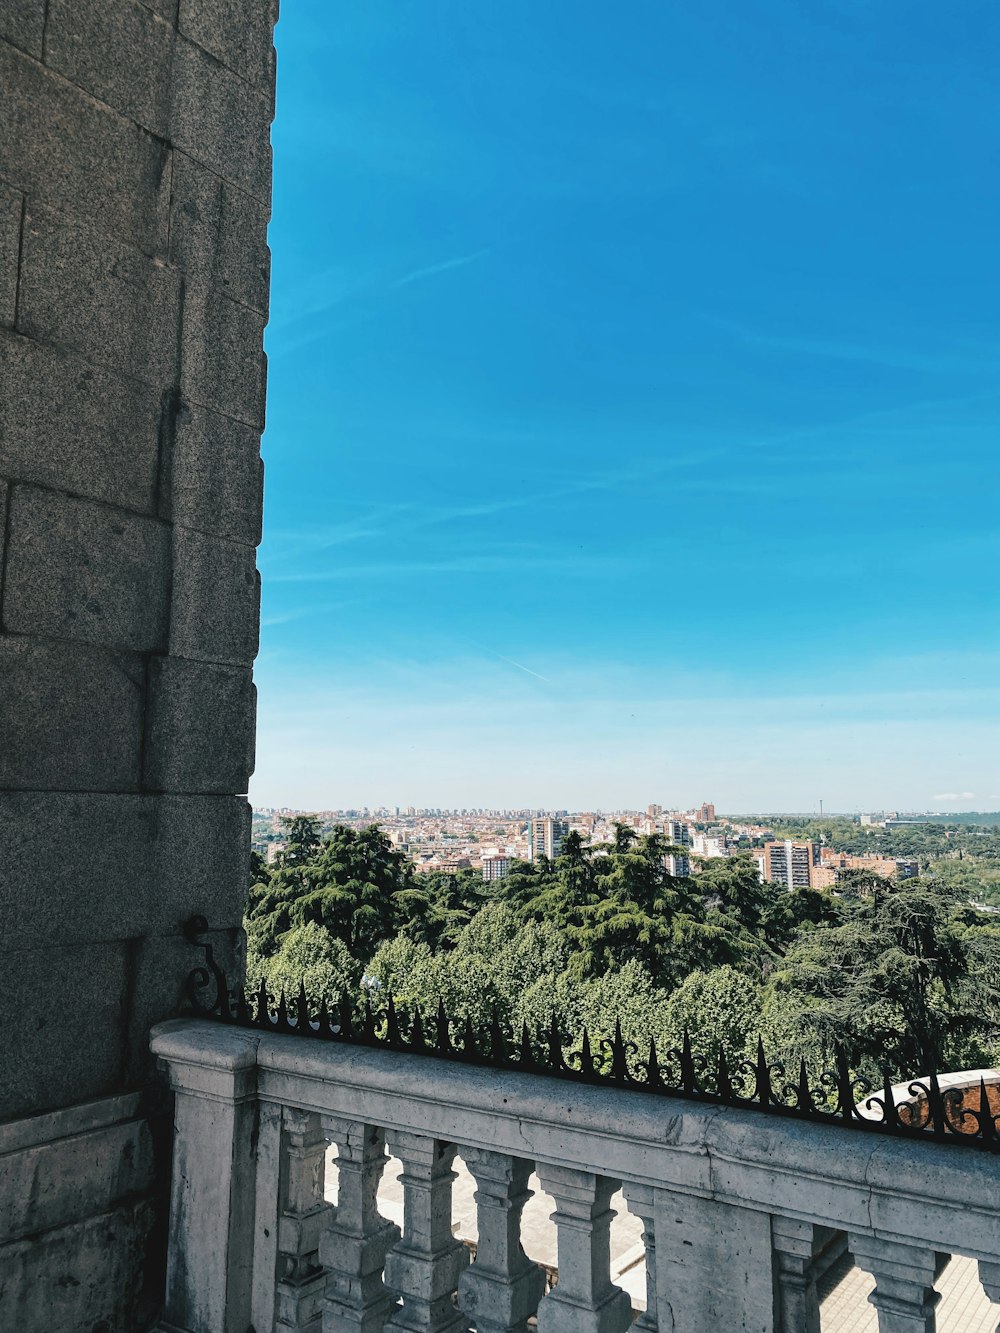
[253,1,1000,813]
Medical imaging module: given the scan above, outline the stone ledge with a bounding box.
[0,1091,142,1156]
[0,1196,157,1330]
[0,1107,155,1245]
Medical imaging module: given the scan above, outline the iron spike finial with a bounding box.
[338,989,353,1039]
[386,995,402,1047]
[296,981,310,1032]
[610,1018,630,1083]
[462,1015,479,1059]
[410,1007,426,1051]
[755,1038,771,1108]
[795,1059,812,1115]
[255,976,270,1027]
[835,1048,854,1123]
[580,1028,595,1079]
[548,1013,565,1072]
[646,1036,661,1088]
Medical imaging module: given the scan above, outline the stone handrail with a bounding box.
[151,1018,1000,1333]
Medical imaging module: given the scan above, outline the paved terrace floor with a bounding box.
[359,1156,997,1330]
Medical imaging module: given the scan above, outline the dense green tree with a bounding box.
[279,814,323,862]
[243,818,1000,1083]
[247,823,428,960]
[764,878,984,1078]
[247,920,360,1002]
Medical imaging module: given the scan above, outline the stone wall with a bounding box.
[0,2,276,1326]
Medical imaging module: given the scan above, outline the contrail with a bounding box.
[495,653,552,684]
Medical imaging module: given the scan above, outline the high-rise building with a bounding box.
[664,820,692,876]
[760,840,819,888]
[530,817,569,861]
[482,856,512,882]
[696,802,716,823]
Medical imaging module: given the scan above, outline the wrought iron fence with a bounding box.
[182,915,1000,1153]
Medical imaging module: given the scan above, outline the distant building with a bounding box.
[530,818,569,861]
[265,841,287,865]
[760,840,819,888]
[482,856,512,882]
[692,834,728,859]
[664,820,692,876]
[696,802,716,823]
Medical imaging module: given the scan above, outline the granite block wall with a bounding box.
[0,2,276,1326]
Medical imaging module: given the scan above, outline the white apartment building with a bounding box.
[664,820,692,876]
[530,818,569,861]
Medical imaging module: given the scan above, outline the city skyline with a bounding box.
[255,3,1000,811]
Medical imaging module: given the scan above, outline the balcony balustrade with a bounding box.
[152,1016,1000,1333]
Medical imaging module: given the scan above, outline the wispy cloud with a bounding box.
[699,312,1000,377]
[392,247,493,288]
[260,599,361,628]
[932,791,976,802]
[268,550,641,584]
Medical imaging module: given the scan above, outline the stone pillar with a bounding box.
[622,1182,657,1332]
[157,1032,260,1333]
[653,1190,778,1331]
[976,1260,1000,1333]
[457,1149,545,1333]
[533,1165,632,1333]
[771,1216,821,1333]
[384,1132,469,1333]
[274,1109,331,1333]
[320,1118,401,1333]
[0,1,274,1327]
[850,1235,941,1333]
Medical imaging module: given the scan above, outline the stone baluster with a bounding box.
[533,1165,632,1333]
[621,1182,657,1332]
[274,1108,332,1332]
[651,1190,778,1329]
[849,1235,942,1332]
[770,1217,821,1333]
[457,1149,545,1333]
[384,1132,469,1333]
[319,1118,401,1333]
[976,1260,1000,1333]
